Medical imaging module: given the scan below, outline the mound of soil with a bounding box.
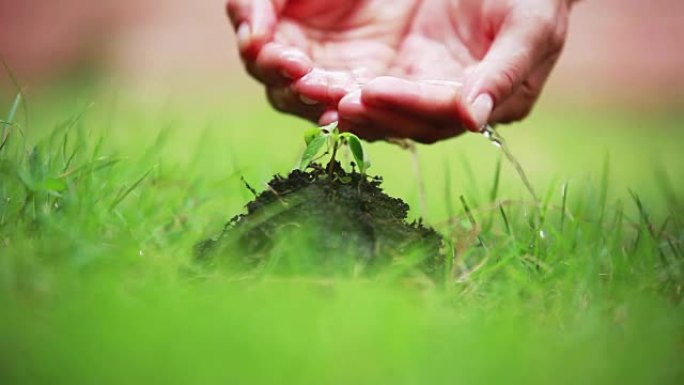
[196,162,444,277]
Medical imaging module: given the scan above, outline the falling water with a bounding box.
[481,124,540,204]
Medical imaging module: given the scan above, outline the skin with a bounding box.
[227,0,576,143]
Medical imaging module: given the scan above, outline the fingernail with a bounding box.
[236,23,251,51]
[470,93,493,131]
[299,95,318,105]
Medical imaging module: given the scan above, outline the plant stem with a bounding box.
[327,140,339,177]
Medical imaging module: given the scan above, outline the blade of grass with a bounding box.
[62,144,81,173]
[629,189,668,263]
[409,143,427,219]
[459,155,481,207]
[489,154,502,203]
[629,189,656,239]
[59,156,121,178]
[48,102,93,146]
[444,157,455,228]
[0,93,22,153]
[560,182,569,231]
[1,56,29,130]
[656,216,672,241]
[653,166,682,228]
[499,202,513,238]
[537,176,559,239]
[110,167,155,211]
[460,195,485,249]
[667,239,681,259]
[598,154,610,224]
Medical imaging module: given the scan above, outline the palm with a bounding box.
[276,0,481,96]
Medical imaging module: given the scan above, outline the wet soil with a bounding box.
[195,162,445,278]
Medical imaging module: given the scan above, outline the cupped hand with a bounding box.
[227,0,574,143]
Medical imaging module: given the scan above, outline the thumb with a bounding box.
[226,0,286,60]
[462,11,555,131]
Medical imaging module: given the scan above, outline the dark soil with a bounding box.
[195,162,445,278]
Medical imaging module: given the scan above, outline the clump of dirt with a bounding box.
[196,162,445,278]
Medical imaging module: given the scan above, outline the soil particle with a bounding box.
[196,162,444,278]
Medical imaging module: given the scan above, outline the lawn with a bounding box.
[1,87,683,384]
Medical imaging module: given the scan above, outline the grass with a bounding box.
[0,87,683,384]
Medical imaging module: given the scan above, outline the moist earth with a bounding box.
[195,162,445,277]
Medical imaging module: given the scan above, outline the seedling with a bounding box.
[298,122,371,177]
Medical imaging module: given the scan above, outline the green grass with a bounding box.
[0,88,683,384]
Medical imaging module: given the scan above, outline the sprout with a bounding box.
[340,132,370,174]
[298,122,370,175]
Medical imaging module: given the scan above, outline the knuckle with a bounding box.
[490,62,523,100]
[492,81,540,124]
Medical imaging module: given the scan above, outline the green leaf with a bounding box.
[299,133,327,170]
[304,128,321,146]
[346,133,370,173]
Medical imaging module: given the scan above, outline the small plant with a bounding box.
[298,122,370,176]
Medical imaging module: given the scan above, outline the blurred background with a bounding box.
[1,0,683,105]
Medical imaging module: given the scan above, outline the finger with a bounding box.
[339,90,395,140]
[246,42,313,86]
[337,120,387,143]
[318,109,339,126]
[337,94,387,143]
[266,85,326,122]
[361,77,470,127]
[226,0,285,60]
[490,54,558,124]
[339,90,461,144]
[462,7,565,131]
[293,69,367,107]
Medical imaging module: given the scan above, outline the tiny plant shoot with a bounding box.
[299,122,371,176]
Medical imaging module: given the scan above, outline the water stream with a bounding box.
[481,124,540,205]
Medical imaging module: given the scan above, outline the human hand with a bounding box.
[227,0,575,143]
